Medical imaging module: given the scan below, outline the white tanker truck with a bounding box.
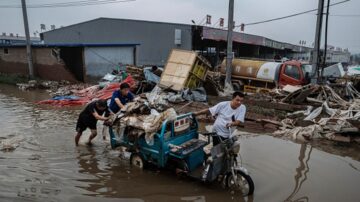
[220,58,311,92]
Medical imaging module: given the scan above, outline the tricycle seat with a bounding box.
[170,139,207,156]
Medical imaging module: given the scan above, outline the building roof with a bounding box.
[42,17,192,35]
[0,35,40,41]
[41,17,311,52]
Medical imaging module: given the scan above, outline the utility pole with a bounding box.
[225,0,234,89]
[21,0,34,78]
[311,0,325,83]
[321,0,331,80]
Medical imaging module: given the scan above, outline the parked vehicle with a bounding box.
[220,58,311,92]
[109,113,254,196]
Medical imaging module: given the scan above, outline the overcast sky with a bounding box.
[0,0,359,53]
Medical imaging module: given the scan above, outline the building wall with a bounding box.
[0,47,78,82]
[84,46,134,78]
[289,50,351,64]
[43,18,192,66]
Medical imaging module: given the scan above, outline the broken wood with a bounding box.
[332,134,351,143]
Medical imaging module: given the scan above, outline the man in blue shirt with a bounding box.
[109,82,134,114]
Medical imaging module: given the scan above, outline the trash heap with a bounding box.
[111,97,178,145]
[272,83,360,143]
[109,49,215,144]
[128,66,162,94]
[17,80,73,91]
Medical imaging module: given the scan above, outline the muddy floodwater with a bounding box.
[0,83,360,202]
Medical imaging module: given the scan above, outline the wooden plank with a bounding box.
[168,49,196,65]
[244,99,307,112]
[332,134,351,143]
[160,49,210,91]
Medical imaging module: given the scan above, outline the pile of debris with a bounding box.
[17,80,71,91]
[49,83,92,97]
[38,75,136,106]
[270,84,360,143]
[111,98,178,145]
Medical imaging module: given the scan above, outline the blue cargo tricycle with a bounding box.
[109,113,254,196]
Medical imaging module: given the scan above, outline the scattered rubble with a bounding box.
[265,83,360,143]
[17,80,70,91]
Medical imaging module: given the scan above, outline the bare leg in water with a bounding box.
[75,132,82,146]
[102,126,108,140]
[87,129,97,146]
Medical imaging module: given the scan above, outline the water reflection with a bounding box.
[75,146,252,202]
[76,147,113,197]
[285,144,312,202]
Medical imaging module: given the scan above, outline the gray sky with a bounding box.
[0,0,359,53]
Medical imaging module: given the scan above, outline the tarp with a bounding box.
[37,75,135,106]
[144,68,160,84]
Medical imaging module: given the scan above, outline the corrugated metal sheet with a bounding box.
[202,27,264,46]
[84,46,135,77]
[0,43,139,48]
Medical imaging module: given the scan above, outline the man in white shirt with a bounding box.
[193,91,246,145]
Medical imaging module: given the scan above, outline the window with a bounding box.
[284,65,300,80]
[301,64,312,75]
[4,48,9,55]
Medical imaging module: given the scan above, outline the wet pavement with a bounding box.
[0,83,360,202]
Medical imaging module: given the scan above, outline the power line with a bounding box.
[237,0,350,27]
[307,13,360,17]
[0,0,135,8]
[329,14,360,17]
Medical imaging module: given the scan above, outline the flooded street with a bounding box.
[0,83,360,202]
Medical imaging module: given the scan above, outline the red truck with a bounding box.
[220,59,311,92]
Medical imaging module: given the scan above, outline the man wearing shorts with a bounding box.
[75,99,110,146]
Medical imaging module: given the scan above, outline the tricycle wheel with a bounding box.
[226,170,254,196]
[130,153,145,169]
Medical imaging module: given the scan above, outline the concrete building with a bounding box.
[0,43,138,81]
[41,18,311,68]
[289,47,351,65]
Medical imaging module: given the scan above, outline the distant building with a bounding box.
[289,47,351,65]
[0,33,40,45]
[41,18,312,68]
[0,43,138,82]
[5,18,346,82]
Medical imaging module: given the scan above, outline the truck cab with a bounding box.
[278,60,310,87]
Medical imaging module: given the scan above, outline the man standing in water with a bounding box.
[75,99,110,146]
[193,91,246,146]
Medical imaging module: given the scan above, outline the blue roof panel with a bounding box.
[0,43,140,48]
